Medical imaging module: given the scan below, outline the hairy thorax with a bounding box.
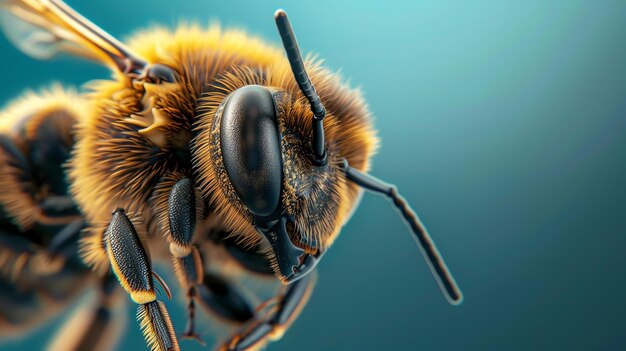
[69,25,378,270]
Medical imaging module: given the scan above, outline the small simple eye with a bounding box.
[146,64,177,83]
[220,85,283,217]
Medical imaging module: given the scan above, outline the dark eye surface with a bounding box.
[220,85,282,217]
[148,64,177,83]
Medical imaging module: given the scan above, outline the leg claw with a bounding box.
[181,331,206,346]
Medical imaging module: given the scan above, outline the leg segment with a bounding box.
[171,247,205,343]
[220,273,316,351]
[104,208,179,351]
[167,178,198,256]
[39,195,81,220]
[167,177,206,342]
[221,237,274,276]
[196,272,255,323]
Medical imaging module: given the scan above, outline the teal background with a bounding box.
[1,0,626,350]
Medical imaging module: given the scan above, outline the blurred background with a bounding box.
[1,0,625,350]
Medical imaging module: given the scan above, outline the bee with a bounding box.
[0,1,463,350]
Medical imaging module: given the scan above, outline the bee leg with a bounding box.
[104,208,179,351]
[36,199,83,226]
[222,240,274,275]
[220,272,316,351]
[0,219,83,282]
[48,274,127,351]
[40,195,81,218]
[182,282,203,344]
[26,218,85,278]
[171,247,206,344]
[196,271,256,324]
[167,177,205,344]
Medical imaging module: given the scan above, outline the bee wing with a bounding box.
[0,0,147,75]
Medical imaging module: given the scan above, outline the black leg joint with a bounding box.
[168,178,196,246]
[197,273,255,323]
[105,209,153,297]
[271,273,312,326]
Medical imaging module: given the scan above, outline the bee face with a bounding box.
[194,77,348,283]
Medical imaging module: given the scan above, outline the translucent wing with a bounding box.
[0,0,146,75]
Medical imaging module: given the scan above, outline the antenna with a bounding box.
[342,160,463,305]
[274,9,327,165]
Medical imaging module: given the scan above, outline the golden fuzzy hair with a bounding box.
[0,87,84,229]
[70,24,377,268]
[137,301,179,351]
[193,53,378,250]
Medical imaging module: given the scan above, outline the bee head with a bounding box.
[192,11,362,284]
[187,11,461,303]
[193,79,349,284]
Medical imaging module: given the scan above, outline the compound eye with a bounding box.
[220,85,283,217]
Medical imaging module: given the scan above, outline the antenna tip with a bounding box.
[274,9,287,20]
[448,291,464,306]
